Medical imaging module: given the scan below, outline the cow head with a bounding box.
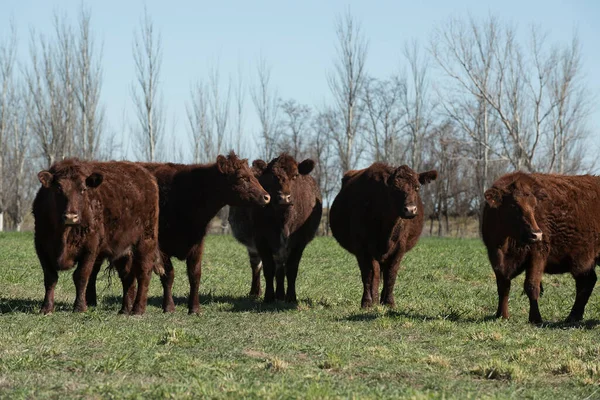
[37,159,103,226]
[484,174,547,243]
[387,165,437,219]
[216,151,270,207]
[256,154,314,207]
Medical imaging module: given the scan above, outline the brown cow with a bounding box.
[33,159,161,315]
[329,163,437,308]
[482,171,600,323]
[86,152,270,314]
[228,154,322,303]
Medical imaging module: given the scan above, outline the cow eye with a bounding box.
[292,174,299,180]
[415,185,420,192]
[81,187,88,194]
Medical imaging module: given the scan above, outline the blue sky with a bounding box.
[4,0,600,161]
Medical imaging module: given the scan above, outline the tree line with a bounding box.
[0,7,593,235]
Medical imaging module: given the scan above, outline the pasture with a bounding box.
[1,232,600,399]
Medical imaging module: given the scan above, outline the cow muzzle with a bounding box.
[402,204,418,218]
[63,212,80,225]
[278,193,292,206]
[528,230,543,243]
[260,194,271,205]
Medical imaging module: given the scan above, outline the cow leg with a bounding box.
[524,256,545,324]
[284,246,305,303]
[358,254,379,308]
[257,243,277,303]
[495,273,511,319]
[131,240,156,315]
[41,262,58,315]
[381,254,403,307]
[249,250,262,297]
[72,253,98,312]
[86,258,104,307]
[275,263,286,301]
[186,242,204,314]
[160,255,175,313]
[566,268,597,322]
[114,256,136,315]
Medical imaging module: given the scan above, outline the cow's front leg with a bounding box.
[284,246,305,304]
[73,252,98,312]
[357,254,379,308]
[160,255,175,313]
[495,271,511,319]
[41,259,58,314]
[186,242,205,315]
[86,258,104,307]
[524,254,545,324]
[381,253,403,307]
[248,250,262,297]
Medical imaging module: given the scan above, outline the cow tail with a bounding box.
[153,248,165,276]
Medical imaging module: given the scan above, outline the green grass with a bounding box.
[1,232,600,399]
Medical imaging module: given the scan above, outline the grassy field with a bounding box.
[1,232,600,399]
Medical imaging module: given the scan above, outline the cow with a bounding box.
[482,171,600,324]
[33,159,161,315]
[329,163,437,308]
[228,154,322,303]
[85,152,271,314]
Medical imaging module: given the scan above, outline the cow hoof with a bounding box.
[360,301,373,309]
[264,295,275,304]
[565,314,583,324]
[41,308,53,315]
[188,308,200,315]
[118,308,132,315]
[163,302,175,313]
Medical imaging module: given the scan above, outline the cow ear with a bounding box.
[298,159,315,175]
[85,173,103,188]
[484,188,503,208]
[216,155,228,174]
[252,159,267,174]
[38,171,53,188]
[418,170,438,185]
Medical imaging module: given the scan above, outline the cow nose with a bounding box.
[263,194,271,204]
[404,205,417,216]
[530,230,543,242]
[63,212,79,225]
[279,194,292,204]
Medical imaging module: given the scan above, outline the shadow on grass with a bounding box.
[343,309,498,324]
[0,297,71,314]
[102,294,299,313]
[540,319,600,330]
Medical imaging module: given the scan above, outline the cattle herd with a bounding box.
[30,152,600,324]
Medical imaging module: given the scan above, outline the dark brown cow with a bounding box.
[228,154,322,303]
[482,171,600,323]
[329,163,437,308]
[33,159,161,315]
[89,152,270,314]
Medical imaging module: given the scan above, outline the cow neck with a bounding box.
[184,163,228,216]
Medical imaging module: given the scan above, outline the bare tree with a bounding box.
[309,110,337,235]
[131,6,164,162]
[401,40,435,171]
[278,99,311,160]
[186,64,232,163]
[431,16,505,203]
[327,10,368,172]
[251,56,280,161]
[25,12,78,167]
[361,75,405,164]
[0,22,17,231]
[75,5,104,159]
[545,35,591,174]
[5,83,33,231]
